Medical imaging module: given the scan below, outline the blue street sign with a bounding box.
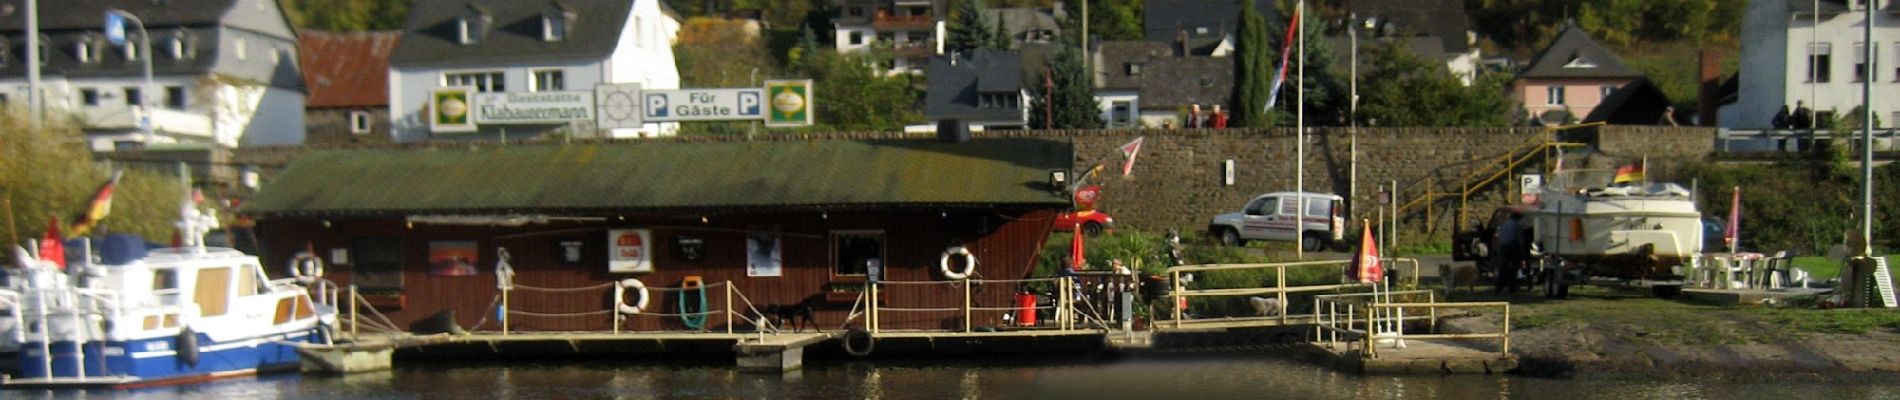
[105,13,126,45]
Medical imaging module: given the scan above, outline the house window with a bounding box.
[80,88,99,106]
[832,231,884,277]
[124,87,142,106]
[1854,42,1875,82]
[349,110,372,134]
[351,237,404,292]
[234,37,246,60]
[542,15,567,42]
[459,18,477,44]
[165,86,185,108]
[1126,63,1143,75]
[1111,101,1133,127]
[531,69,565,92]
[1601,85,1617,97]
[122,41,138,61]
[75,41,93,63]
[444,71,505,92]
[1809,42,1832,83]
[168,34,188,59]
[850,32,864,46]
[1545,85,1565,106]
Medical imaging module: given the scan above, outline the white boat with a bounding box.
[1,200,336,388]
[1526,181,1704,280]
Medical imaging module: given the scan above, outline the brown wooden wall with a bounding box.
[257,208,1059,332]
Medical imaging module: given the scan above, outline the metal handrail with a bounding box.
[1362,302,1511,359]
[1395,123,1599,231]
[1167,260,1353,328]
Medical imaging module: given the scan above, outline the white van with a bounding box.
[1207,191,1346,251]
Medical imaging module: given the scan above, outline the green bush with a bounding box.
[0,109,185,266]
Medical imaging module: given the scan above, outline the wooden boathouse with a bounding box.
[241,138,1072,334]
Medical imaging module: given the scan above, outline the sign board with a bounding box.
[595,83,645,129]
[1520,174,1543,205]
[764,79,813,127]
[642,89,763,122]
[607,229,652,273]
[429,87,477,133]
[472,91,594,124]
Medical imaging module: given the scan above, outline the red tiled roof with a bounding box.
[299,31,401,108]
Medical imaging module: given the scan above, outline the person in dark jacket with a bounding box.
[1492,213,1530,294]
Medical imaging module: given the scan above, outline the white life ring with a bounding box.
[940,246,977,280]
[288,252,324,283]
[616,278,650,314]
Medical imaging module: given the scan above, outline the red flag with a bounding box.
[71,170,124,236]
[1354,224,1382,283]
[1725,187,1740,252]
[1119,136,1144,176]
[40,216,66,269]
[1070,223,1085,271]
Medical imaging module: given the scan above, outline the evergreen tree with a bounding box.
[1355,41,1509,127]
[1231,0,1272,128]
[992,16,1014,50]
[1265,5,1348,127]
[1029,45,1103,129]
[948,0,998,53]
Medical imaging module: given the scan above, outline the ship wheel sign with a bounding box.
[595,83,645,129]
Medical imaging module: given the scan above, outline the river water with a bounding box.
[10,353,1899,399]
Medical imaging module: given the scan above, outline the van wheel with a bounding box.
[1219,229,1243,247]
[1301,233,1325,252]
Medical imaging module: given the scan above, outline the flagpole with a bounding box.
[1295,0,1306,261]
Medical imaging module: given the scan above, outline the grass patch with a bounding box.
[1746,307,1900,335]
[1508,286,1795,345]
[1788,256,1900,282]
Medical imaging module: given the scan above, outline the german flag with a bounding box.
[70,170,123,237]
[1611,163,1645,185]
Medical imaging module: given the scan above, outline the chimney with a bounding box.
[1697,49,1722,126]
[1175,29,1189,57]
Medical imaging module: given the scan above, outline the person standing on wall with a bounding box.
[1186,104,1205,128]
[1210,105,1229,128]
[1772,105,1792,151]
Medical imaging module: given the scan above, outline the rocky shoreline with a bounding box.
[1447,316,1900,382]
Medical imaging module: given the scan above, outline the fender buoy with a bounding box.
[288,252,324,283]
[176,327,200,367]
[842,327,875,357]
[616,278,650,314]
[939,246,977,280]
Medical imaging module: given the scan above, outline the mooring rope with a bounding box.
[509,282,614,293]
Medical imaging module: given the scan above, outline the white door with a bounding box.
[1263,196,1301,241]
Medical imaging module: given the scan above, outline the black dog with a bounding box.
[761,303,817,333]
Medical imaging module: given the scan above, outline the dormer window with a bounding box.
[122,38,138,61]
[458,7,492,45]
[74,40,95,64]
[1563,56,1596,69]
[168,32,192,59]
[542,15,567,41]
[459,19,476,44]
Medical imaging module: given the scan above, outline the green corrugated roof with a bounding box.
[242,138,1073,217]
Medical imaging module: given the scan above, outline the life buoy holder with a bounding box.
[842,327,875,357]
[616,278,650,314]
[940,246,977,280]
[288,252,324,283]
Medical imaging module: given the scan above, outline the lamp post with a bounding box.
[105,8,155,142]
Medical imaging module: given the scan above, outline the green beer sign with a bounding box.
[431,87,476,133]
[764,80,812,127]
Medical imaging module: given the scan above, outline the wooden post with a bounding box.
[963,278,973,333]
[870,282,880,334]
[725,281,734,334]
[501,284,510,336]
[1171,271,1182,328]
[1365,304,1376,359]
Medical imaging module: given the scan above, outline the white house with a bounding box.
[387,0,681,141]
[0,0,305,150]
[1721,0,1899,129]
[833,0,942,75]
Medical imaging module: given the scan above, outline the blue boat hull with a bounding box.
[14,328,325,386]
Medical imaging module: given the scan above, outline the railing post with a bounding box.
[870,282,880,334]
[725,281,734,335]
[349,284,358,339]
[1365,304,1377,359]
[613,283,623,335]
[501,284,510,336]
[963,278,973,333]
[1171,271,1182,329]
[1502,303,1511,357]
[1276,266,1287,325]
[1428,291,1438,332]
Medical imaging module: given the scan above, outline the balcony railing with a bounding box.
[873,14,935,30]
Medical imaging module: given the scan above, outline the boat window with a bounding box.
[194,267,232,317]
[833,231,884,278]
[152,269,178,291]
[235,264,264,296]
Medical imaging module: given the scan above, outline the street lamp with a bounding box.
[105,8,155,143]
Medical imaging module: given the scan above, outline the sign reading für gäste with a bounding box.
[642,89,764,122]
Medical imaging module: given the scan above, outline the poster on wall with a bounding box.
[428,241,479,277]
[608,229,653,273]
[746,229,781,277]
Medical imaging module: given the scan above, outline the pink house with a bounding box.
[1512,22,1645,125]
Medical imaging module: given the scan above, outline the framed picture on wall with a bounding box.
[608,229,653,273]
[675,236,704,262]
[746,228,781,277]
[428,240,479,277]
[557,240,585,264]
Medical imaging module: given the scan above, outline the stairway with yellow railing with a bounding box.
[1391,123,1600,237]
